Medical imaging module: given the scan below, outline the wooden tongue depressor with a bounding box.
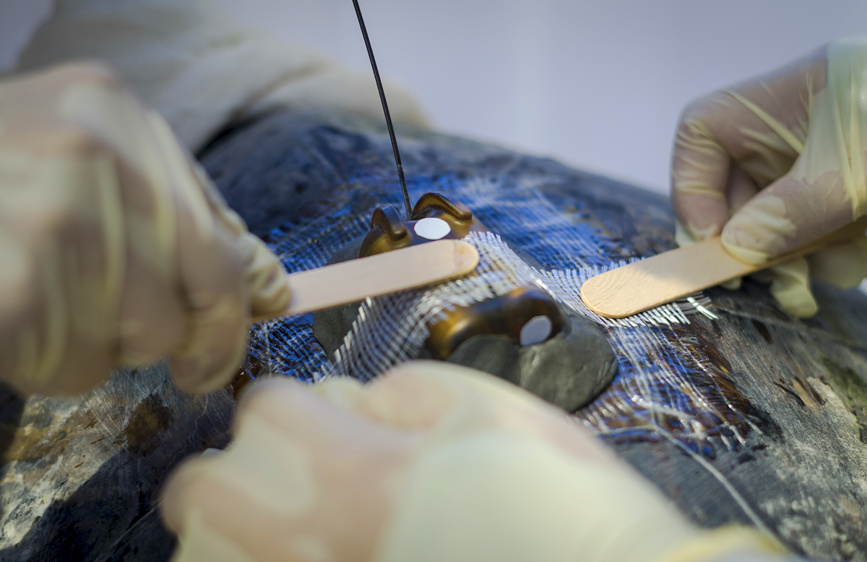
[253,240,479,322]
[581,216,867,319]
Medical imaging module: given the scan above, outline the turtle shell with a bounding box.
[1,110,866,560]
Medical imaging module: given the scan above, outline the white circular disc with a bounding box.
[519,316,553,346]
[414,217,451,240]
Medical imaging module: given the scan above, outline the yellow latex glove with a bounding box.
[672,37,867,317]
[0,62,290,396]
[161,362,785,562]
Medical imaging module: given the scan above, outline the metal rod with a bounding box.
[352,0,413,218]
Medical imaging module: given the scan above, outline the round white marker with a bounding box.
[519,316,553,346]
[414,217,451,240]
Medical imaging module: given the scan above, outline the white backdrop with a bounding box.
[3,1,867,194]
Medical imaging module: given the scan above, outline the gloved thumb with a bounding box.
[720,170,864,317]
[720,169,852,265]
[186,161,291,320]
[241,232,291,318]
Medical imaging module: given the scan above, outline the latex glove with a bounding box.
[161,362,785,562]
[671,38,867,317]
[0,62,290,396]
[17,0,430,152]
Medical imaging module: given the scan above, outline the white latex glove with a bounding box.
[672,37,867,317]
[0,62,290,396]
[16,0,430,153]
[160,362,785,562]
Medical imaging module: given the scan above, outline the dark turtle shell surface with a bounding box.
[0,110,865,560]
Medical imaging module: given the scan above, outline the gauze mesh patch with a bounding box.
[249,174,755,461]
[320,231,705,383]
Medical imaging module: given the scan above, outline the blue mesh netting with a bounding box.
[239,164,753,460]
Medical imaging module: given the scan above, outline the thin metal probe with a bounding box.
[352,0,413,218]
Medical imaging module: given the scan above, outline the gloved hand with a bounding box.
[161,362,785,562]
[0,62,290,396]
[671,37,867,317]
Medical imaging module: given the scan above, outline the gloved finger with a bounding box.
[169,210,248,393]
[673,166,756,291]
[58,79,249,392]
[44,329,115,396]
[164,376,411,561]
[187,162,291,318]
[160,382,301,539]
[242,232,291,318]
[114,162,186,366]
[0,131,123,395]
[765,257,817,318]
[311,363,617,467]
[672,93,807,244]
[6,247,116,397]
[0,62,287,396]
[726,165,759,213]
[0,161,47,392]
[236,376,413,451]
[139,118,248,393]
[47,65,193,382]
[311,364,622,469]
[681,179,817,317]
[166,144,288,390]
[0,228,32,342]
[352,362,622,466]
[358,361,549,431]
[807,235,867,289]
[672,46,827,243]
[714,168,757,291]
[116,247,187,367]
[160,408,328,559]
[42,213,116,395]
[671,100,786,241]
[0,246,110,396]
[722,171,852,264]
[670,95,734,241]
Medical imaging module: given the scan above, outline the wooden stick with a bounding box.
[253,240,479,322]
[581,216,867,319]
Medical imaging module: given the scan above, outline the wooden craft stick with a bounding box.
[253,240,479,322]
[581,216,867,319]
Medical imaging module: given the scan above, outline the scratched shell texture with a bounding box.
[0,110,866,560]
[211,111,867,560]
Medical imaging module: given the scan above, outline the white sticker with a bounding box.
[414,217,451,240]
[519,316,553,346]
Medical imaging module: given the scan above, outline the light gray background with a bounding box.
[3,1,867,195]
